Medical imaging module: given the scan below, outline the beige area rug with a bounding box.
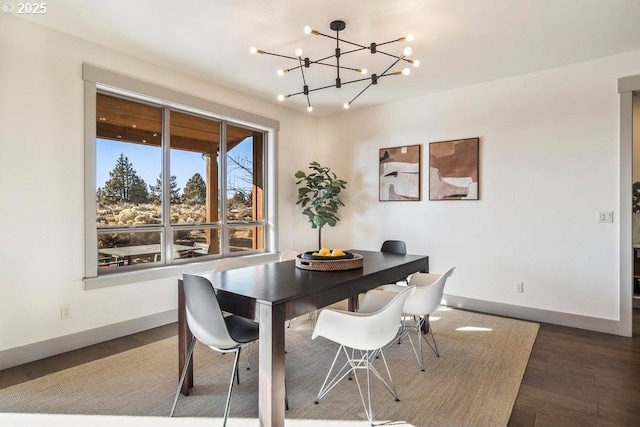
[0,308,538,427]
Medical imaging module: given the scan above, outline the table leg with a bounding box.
[347,295,359,312]
[258,302,286,427]
[178,280,193,395]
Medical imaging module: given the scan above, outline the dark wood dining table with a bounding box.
[177,249,429,427]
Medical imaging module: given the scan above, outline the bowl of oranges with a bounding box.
[301,247,354,260]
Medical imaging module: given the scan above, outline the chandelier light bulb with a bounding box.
[403,46,413,56]
[294,48,304,57]
[406,33,415,42]
[361,68,368,75]
[303,25,312,35]
[402,67,411,76]
[277,94,285,101]
[277,69,284,76]
[307,105,313,112]
[249,46,258,54]
[343,102,350,109]
[412,59,420,68]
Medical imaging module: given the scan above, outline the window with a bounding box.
[94,92,267,273]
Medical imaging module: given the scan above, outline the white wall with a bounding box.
[313,51,640,326]
[2,12,639,367]
[0,15,317,363]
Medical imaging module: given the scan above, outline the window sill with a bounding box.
[84,253,279,290]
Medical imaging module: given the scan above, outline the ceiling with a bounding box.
[17,0,640,116]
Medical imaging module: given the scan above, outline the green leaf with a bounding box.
[295,161,347,235]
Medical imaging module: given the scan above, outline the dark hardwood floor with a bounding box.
[508,307,640,427]
[1,308,638,426]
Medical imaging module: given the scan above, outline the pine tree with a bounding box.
[149,173,181,204]
[101,153,149,204]
[183,172,207,205]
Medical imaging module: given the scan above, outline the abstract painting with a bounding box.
[379,145,421,201]
[429,137,479,200]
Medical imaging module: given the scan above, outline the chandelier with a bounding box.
[250,20,419,112]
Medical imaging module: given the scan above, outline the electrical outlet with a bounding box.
[60,304,71,319]
[514,282,524,293]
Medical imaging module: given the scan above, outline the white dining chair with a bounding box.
[381,267,455,370]
[311,286,413,426]
[279,249,299,261]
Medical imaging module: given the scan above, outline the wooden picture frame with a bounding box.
[379,144,421,201]
[429,137,479,200]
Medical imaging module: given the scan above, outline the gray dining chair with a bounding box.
[170,274,259,426]
[380,240,407,255]
[379,240,410,287]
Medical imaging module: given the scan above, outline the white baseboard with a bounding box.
[0,309,177,370]
[443,294,622,335]
[1,295,629,371]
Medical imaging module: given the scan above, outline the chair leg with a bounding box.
[287,317,296,328]
[403,314,440,371]
[285,376,289,410]
[236,350,242,384]
[170,336,197,417]
[421,315,440,357]
[246,342,254,370]
[315,346,399,426]
[220,348,241,427]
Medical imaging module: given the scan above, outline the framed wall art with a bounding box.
[429,137,479,200]
[379,144,421,201]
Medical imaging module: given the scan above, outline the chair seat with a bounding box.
[225,315,259,344]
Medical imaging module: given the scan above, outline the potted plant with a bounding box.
[295,161,348,249]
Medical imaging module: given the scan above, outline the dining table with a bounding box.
[177,249,429,427]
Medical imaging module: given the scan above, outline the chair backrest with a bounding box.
[313,286,413,351]
[357,286,413,351]
[380,240,407,255]
[182,274,238,351]
[279,250,299,261]
[214,257,248,272]
[405,267,455,316]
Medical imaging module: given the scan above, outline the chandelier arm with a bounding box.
[285,64,303,73]
[346,82,374,106]
[298,58,309,87]
[287,75,377,97]
[311,30,368,50]
[374,50,414,63]
[284,70,399,99]
[311,62,364,73]
[376,38,408,48]
[336,76,372,86]
[378,71,403,78]
[308,46,365,64]
[259,51,300,61]
[380,55,404,76]
[340,46,369,56]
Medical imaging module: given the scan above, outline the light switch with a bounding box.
[597,211,613,223]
